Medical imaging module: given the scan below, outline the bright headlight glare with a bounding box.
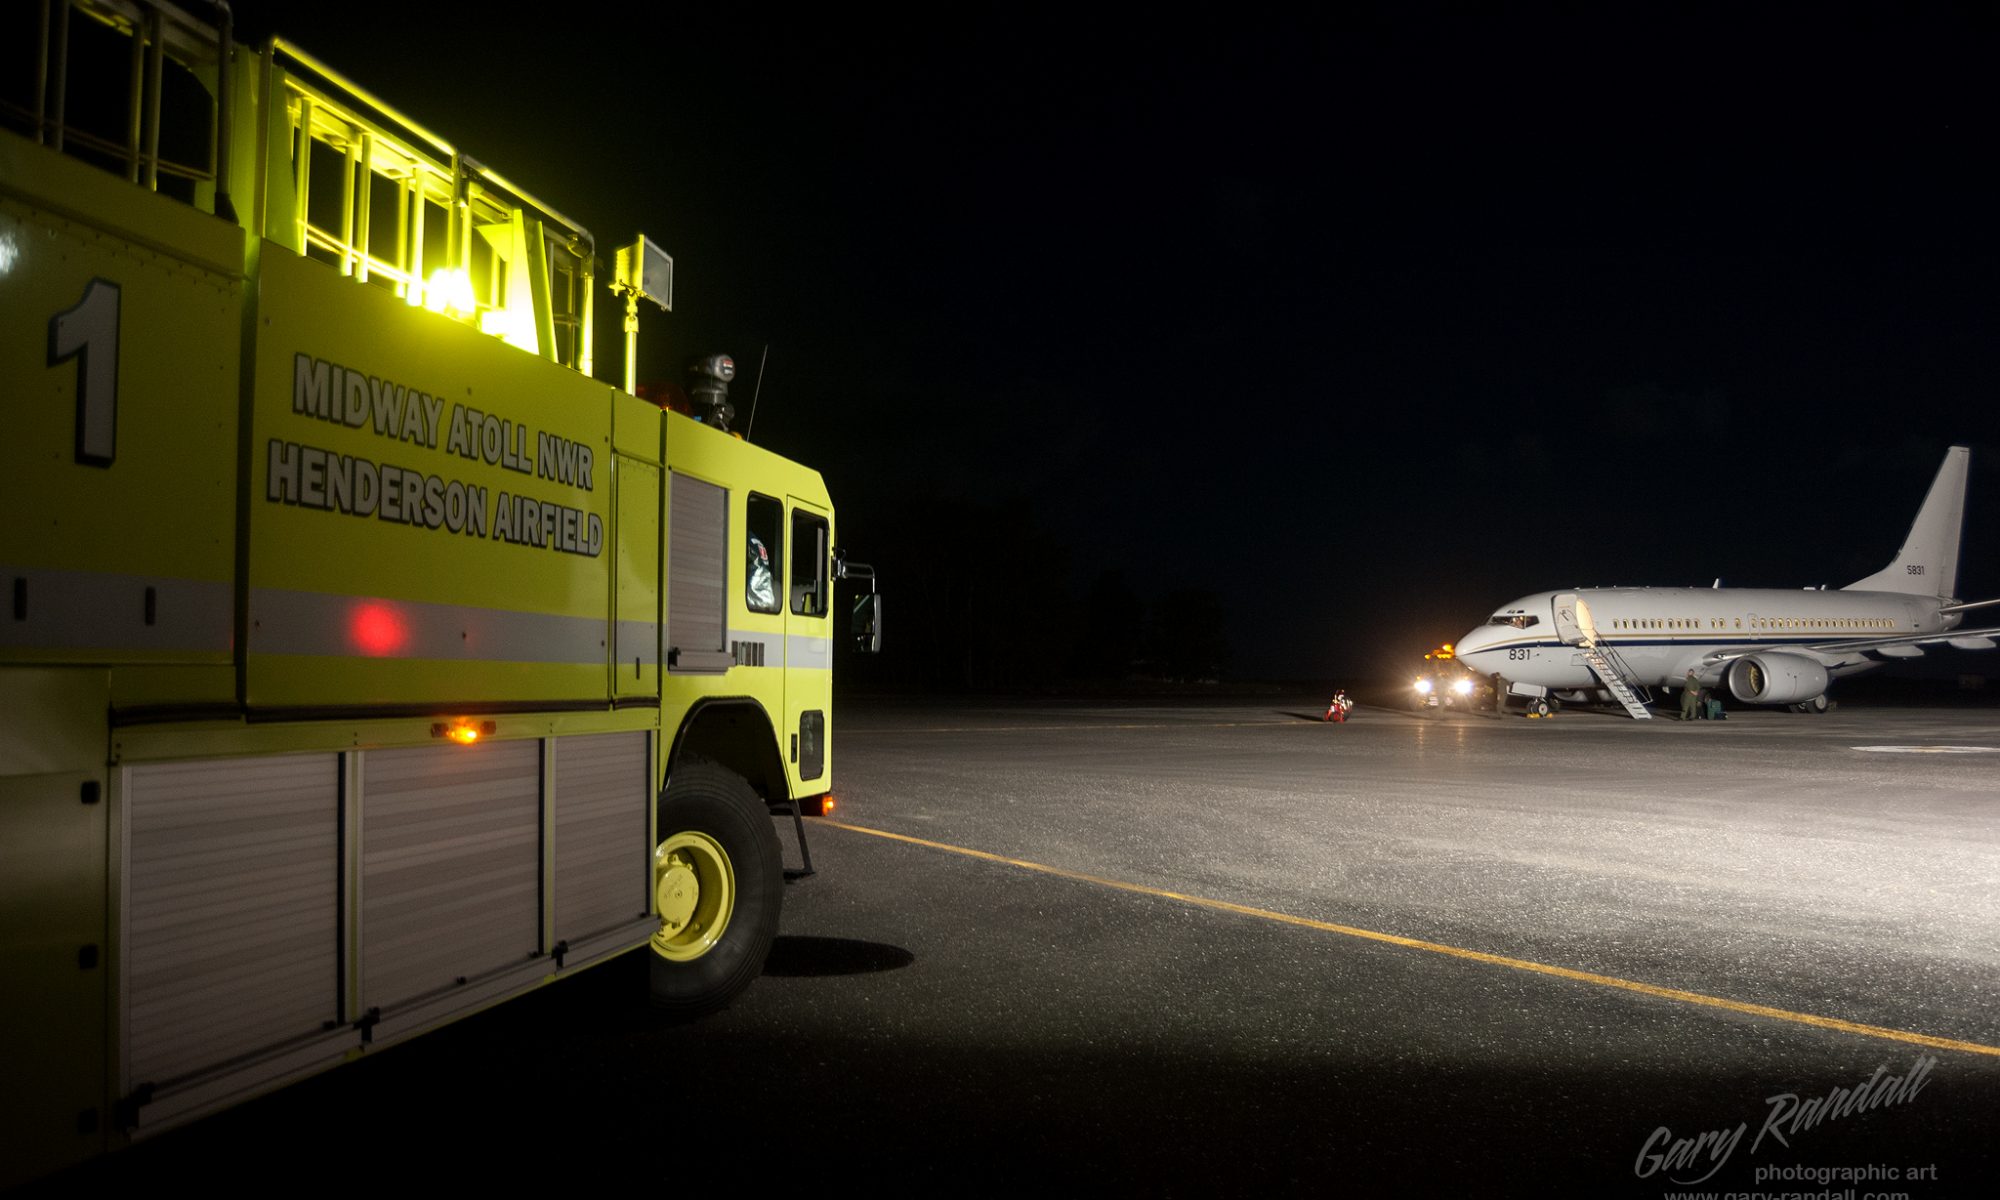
[1414,679,1433,694]
[424,267,477,315]
[1453,678,1473,695]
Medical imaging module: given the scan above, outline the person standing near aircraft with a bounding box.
[1680,670,1701,721]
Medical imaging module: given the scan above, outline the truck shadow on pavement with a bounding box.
[761,935,916,977]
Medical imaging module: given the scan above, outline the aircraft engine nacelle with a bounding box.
[1725,653,1830,705]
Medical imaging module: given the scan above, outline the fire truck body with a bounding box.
[1,3,847,1182]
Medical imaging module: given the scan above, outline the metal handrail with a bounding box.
[269,36,593,255]
[1586,639,1655,704]
[13,0,227,207]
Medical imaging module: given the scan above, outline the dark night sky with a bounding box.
[231,2,2000,682]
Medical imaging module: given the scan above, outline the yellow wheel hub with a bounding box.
[652,831,736,962]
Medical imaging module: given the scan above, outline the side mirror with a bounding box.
[851,593,882,654]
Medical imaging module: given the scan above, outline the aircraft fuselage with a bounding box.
[1454,586,1956,692]
[1451,448,1991,712]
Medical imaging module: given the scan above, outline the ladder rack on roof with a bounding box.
[264,38,597,368]
[4,0,600,372]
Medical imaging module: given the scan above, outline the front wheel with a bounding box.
[649,759,783,1018]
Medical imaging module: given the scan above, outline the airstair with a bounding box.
[1579,641,1654,719]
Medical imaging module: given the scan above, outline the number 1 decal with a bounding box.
[48,278,121,467]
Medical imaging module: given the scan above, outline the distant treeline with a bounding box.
[834,497,1230,692]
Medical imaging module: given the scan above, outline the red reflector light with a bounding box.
[349,601,410,656]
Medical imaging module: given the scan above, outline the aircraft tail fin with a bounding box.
[1844,446,1969,598]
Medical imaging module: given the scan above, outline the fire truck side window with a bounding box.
[746,494,782,614]
[790,510,829,617]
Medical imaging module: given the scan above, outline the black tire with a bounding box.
[648,759,782,1019]
[1805,694,1831,714]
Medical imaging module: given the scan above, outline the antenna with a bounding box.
[745,343,769,440]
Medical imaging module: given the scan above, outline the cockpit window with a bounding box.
[1487,614,1539,629]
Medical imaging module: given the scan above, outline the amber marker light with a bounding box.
[431,719,497,744]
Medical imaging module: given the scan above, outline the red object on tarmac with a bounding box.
[1324,691,1353,722]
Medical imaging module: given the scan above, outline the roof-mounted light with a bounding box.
[614,235,674,312]
[424,267,476,315]
[613,235,674,394]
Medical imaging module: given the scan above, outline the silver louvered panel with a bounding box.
[360,740,540,1012]
[552,732,650,944]
[668,472,727,667]
[125,755,339,1088]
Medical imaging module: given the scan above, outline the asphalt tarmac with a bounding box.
[39,695,2000,1197]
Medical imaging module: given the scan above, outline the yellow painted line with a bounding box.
[841,720,1333,735]
[823,819,2000,1060]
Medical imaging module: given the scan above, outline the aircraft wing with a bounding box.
[1812,624,2000,656]
[1693,624,2000,669]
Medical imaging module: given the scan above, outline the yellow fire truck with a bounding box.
[1,1,878,1183]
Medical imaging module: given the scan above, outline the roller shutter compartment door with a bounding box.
[360,740,541,1012]
[124,755,340,1088]
[552,732,650,945]
[668,472,732,673]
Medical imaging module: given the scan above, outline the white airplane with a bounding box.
[1453,446,2000,718]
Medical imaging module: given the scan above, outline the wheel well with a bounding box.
[669,700,788,803]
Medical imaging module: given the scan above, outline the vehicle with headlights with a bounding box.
[1411,645,1483,715]
[1412,670,1479,714]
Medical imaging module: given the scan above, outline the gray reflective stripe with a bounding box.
[788,632,832,670]
[0,564,231,653]
[727,630,780,663]
[250,587,606,663]
[724,630,831,670]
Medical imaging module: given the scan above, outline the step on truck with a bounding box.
[0,1,881,1184]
